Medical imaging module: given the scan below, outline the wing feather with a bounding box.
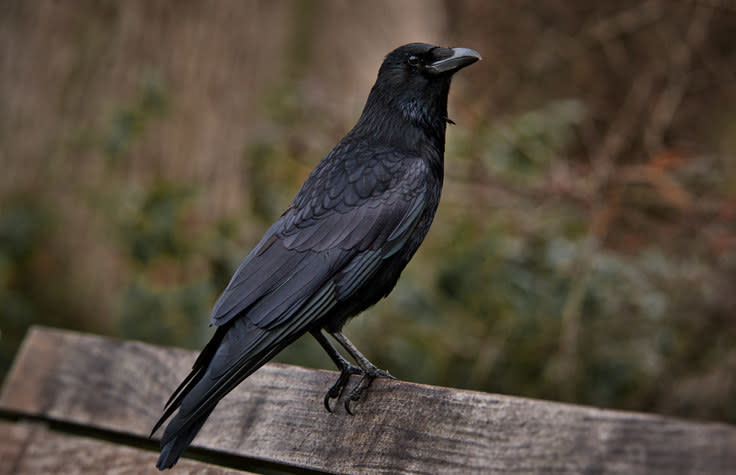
[210,154,429,329]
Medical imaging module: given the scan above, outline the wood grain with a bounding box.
[0,421,250,475]
[2,326,736,474]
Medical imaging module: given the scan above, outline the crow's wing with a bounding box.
[157,150,430,446]
[210,146,428,329]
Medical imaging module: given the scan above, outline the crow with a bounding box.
[151,42,480,469]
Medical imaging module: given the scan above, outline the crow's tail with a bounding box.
[151,327,227,470]
[155,406,214,469]
[152,316,310,469]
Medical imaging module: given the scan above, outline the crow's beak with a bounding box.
[427,47,482,74]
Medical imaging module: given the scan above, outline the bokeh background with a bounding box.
[2,1,735,424]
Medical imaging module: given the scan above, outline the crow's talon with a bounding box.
[324,364,362,413]
[345,398,355,415]
[344,372,380,415]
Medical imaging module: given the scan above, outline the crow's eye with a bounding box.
[407,55,420,67]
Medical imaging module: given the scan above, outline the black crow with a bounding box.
[152,42,480,469]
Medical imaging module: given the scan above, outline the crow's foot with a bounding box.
[324,363,363,413]
[344,365,395,415]
[316,329,396,414]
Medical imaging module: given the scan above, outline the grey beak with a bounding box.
[427,47,482,74]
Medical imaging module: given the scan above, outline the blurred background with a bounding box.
[1,1,735,424]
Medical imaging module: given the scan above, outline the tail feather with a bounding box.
[152,309,315,469]
[151,326,227,438]
[152,327,227,470]
[155,407,214,469]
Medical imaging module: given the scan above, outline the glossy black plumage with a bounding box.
[152,43,480,469]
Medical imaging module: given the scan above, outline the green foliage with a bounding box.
[79,71,224,348]
[105,70,168,159]
[117,183,195,266]
[244,141,300,222]
[479,99,585,182]
[117,276,213,347]
[0,198,53,375]
[112,181,220,347]
[0,200,51,262]
[347,219,736,421]
[261,81,310,127]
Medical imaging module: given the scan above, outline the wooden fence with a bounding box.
[2,326,735,474]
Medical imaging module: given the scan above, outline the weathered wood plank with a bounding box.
[0,420,30,475]
[0,421,250,475]
[2,325,736,474]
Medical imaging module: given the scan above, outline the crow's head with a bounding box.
[361,43,481,135]
[379,43,481,81]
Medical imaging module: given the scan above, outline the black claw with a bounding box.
[324,392,336,413]
[321,352,397,415]
[344,373,375,415]
[324,363,362,413]
[344,366,397,414]
[345,398,355,415]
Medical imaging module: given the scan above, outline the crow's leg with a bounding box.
[310,330,362,413]
[329,331,396,415]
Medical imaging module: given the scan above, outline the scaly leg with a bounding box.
[310,329,362,412]
[329,330,396,414]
